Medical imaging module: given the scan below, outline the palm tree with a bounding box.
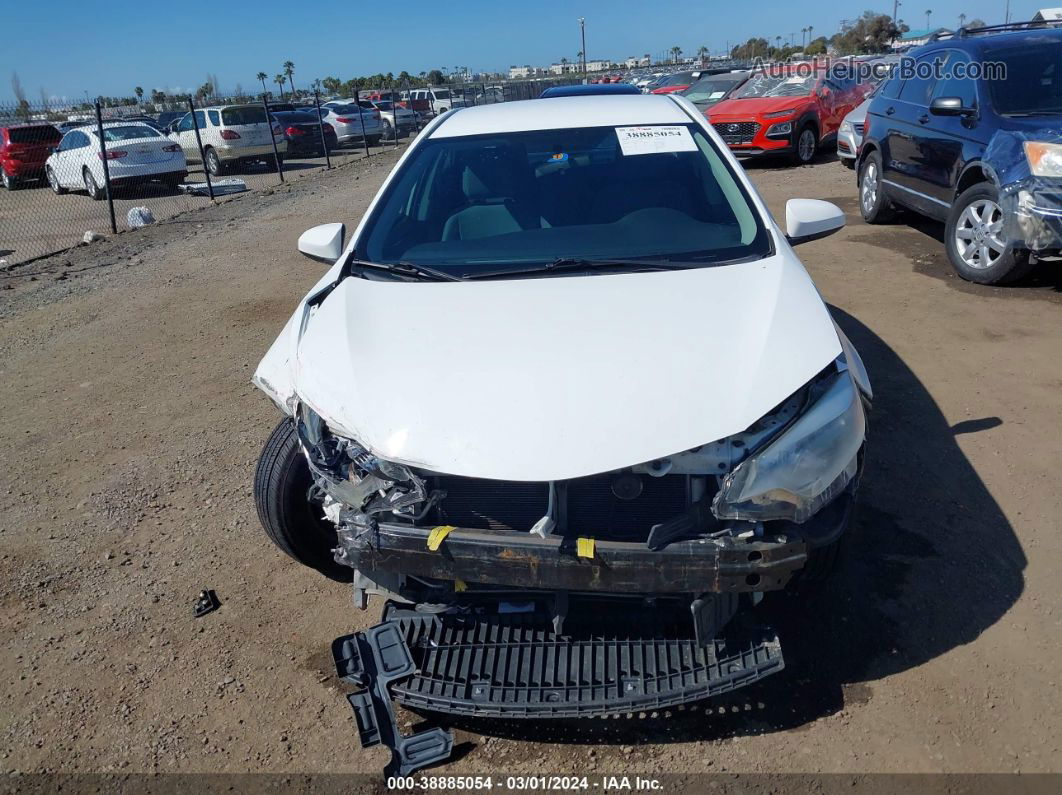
[256,72,268,97]
[775,35,782,53]
[925,9,932,29]
[697,45,709,63]
[958,12,966,27]
[670,46,682,63]
[134,86,143,104]
[283,61,295,96]
[560,56,569,72]
[274,74,286,99]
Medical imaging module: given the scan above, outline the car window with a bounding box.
[356,124,770,277]
[177,113,194,132]
[208,110,221,126]
[932,51,977,108]
[102,125,160,141]
[8,126,61,144]
[898,53,945,106]
[982,36,1062,115]
[683,76,743,105]
[62,131,90,150]
[193,110,206,129]
[221,106,268,125]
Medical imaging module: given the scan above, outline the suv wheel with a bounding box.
[1,168,17,190]
[254,419,352,583]
[945,182,1035,285]
[792,125,817,165]
[205,147,225,177]
[858,150,895,223]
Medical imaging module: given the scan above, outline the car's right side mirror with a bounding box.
[785,199,845,245]
[297,223,346,264]
[930,96,975,116]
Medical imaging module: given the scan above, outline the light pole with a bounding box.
[579,18,587,83]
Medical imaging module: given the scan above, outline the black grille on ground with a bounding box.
[431,474,689,540]
[712,121,759,144]
[361,605,784,718]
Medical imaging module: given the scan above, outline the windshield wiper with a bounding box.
[465,257,685,280]
[349,259,464,282]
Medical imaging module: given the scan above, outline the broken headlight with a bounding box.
[711,371,865,524]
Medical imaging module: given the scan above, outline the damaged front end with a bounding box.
[292,351,867,760]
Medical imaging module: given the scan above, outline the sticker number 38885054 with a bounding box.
[615,125,698,156]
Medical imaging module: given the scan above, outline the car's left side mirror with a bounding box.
[785,199,845,245]
[297,223,346,264]
[930,96,975,117]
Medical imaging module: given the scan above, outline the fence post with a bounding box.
[357,90,370,157]
[313,90,332,169]
[93,99,118,234]
[390,87,399,150]
[188,98,215,201]
[262,95,285,183]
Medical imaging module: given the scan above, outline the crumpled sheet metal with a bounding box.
[984,128,1062,252]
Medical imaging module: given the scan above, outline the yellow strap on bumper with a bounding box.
[427,525,455,551]
[576,537,595,559]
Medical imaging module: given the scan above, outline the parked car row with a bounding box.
[855,23,1062,284]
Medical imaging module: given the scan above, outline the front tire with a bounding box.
[254,419,352,582]
[47,166,66,195]
[791,125,817,165]
[1,168,18,190]
[945,182,1035,285]
[858,150,895,224]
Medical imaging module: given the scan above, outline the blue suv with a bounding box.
[857,24,1062,284]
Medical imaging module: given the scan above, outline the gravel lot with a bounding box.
[0,141,404,266]
[0,147,1060,786]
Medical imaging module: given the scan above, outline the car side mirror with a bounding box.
[785,199,845,245]
[297,222,346,264]
[930,96,975,117]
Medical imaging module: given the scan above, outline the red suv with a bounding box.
[707,66,870,164]
[1,124,62,190]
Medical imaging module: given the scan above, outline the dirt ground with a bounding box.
[1,145,1060,786]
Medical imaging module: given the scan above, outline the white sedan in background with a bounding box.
[318,103,383,147]
[46,122,187,199]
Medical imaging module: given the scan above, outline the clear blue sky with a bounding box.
[3,0,1044,103]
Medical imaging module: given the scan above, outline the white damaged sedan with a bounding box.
[252,93,871,753]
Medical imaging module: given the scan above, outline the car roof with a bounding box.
[917,24,1062,53]
[540,83,642,98]
[430,94,690,138]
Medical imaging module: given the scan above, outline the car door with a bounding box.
[881,51,946,217]
[816,77,844,137]
[923,50,989,206]
[52,130,90,187]
[172,113,200,163]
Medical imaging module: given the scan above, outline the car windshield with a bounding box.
[983,37,1062,115]
[221,107,268,125]
[658,72,694,87]
[102,125,160,141]
[734,72,817,98]
[374,101,394,110]
[684,76,744,105]
[356,123,770,278]
[433,90,452,99]
[329,104,362,115]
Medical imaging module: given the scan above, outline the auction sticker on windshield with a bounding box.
[616,125,697,156]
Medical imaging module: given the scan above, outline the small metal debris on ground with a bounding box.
[126,207,156,229]
[193,589,221,618]
[179,179,248,197]
[82,231,104,244]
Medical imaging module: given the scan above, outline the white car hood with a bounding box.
[288,254,841,481]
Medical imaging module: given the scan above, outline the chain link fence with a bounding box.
[0,78,583,268]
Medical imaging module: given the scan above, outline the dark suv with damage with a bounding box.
[858,23,1062,284]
